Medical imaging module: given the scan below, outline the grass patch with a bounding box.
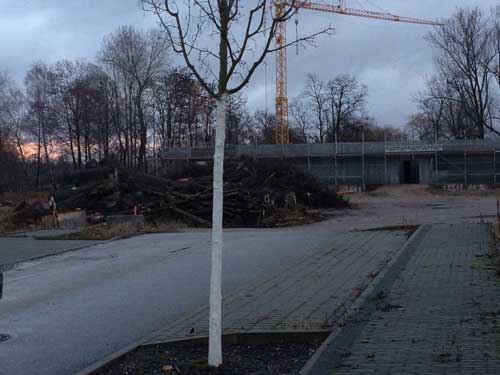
[36,222,180,241]
[0,206,17,235]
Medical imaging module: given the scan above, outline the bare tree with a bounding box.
[485,5,500,134]
[225,93,252,144]
[200,89,217,145]
[141,0,332,366]
[0,75,29,177]
[427,7,494,138]
[252,110,276,144]
[325,74,367,142]
[289,98,311,143]
[100,26,170,171]
[415,73,480,140]
[413,78,445,141]
[406,113,436,141]
[303,74,328,143]
[0,72,10,151]
[0,75,22,191]
[52,60,111,168]
[25,63,60,188]
[299,73,367,143]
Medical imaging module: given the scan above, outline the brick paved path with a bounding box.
[147,229,408,344]
[306,223,500,374]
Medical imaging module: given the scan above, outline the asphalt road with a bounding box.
[0,235,99,268]
[1,189,495,375]
[0,227,339,375]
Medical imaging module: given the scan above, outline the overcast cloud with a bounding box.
[0,0,498,126]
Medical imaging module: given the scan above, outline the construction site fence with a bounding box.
[161,140,500,160]
[157,140,500,188]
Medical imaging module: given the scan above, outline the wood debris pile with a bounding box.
[8,157,349,228]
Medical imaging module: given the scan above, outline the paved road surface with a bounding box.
[0,235,99,268]
[0,188,497,375]
[149,230,407,343]
[0,227,344,375]
[0,230,102,267]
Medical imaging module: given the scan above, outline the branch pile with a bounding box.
[13,157,349,228]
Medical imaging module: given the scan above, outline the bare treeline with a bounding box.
[0,23,404,191]
[0,25,383,175]
[290,74,407,143]
[409,6,500,141]
[0,26,261,187]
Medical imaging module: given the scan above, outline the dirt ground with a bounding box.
[318,184,500,232]
[94,340,323,375]
[3,184,496,236]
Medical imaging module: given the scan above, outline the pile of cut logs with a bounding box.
[10,157,349,228]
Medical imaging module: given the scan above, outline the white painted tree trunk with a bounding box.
[208,94,227,367]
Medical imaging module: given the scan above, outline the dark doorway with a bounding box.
[402,160,420,184]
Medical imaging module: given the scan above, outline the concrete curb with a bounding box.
[300,224,429,374]
[73,337,151,375]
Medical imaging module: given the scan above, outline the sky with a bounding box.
[0,0,498,127]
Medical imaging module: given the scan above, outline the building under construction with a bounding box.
[162,140,500,190]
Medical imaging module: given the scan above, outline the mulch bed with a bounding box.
[93,339,323,375]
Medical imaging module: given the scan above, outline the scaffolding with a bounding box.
[161,140,500,188]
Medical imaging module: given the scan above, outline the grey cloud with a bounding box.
[0,0,498,126]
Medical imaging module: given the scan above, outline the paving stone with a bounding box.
[146,229,408,344]
[308,223,500,375]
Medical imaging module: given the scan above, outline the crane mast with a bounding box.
[273,0,442,144]
[275,2,290,145]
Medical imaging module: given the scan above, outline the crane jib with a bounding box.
[273,0,442,144]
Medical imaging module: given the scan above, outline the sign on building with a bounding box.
[385,144,443,153]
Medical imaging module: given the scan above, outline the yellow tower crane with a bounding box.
[273,0,442,144]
